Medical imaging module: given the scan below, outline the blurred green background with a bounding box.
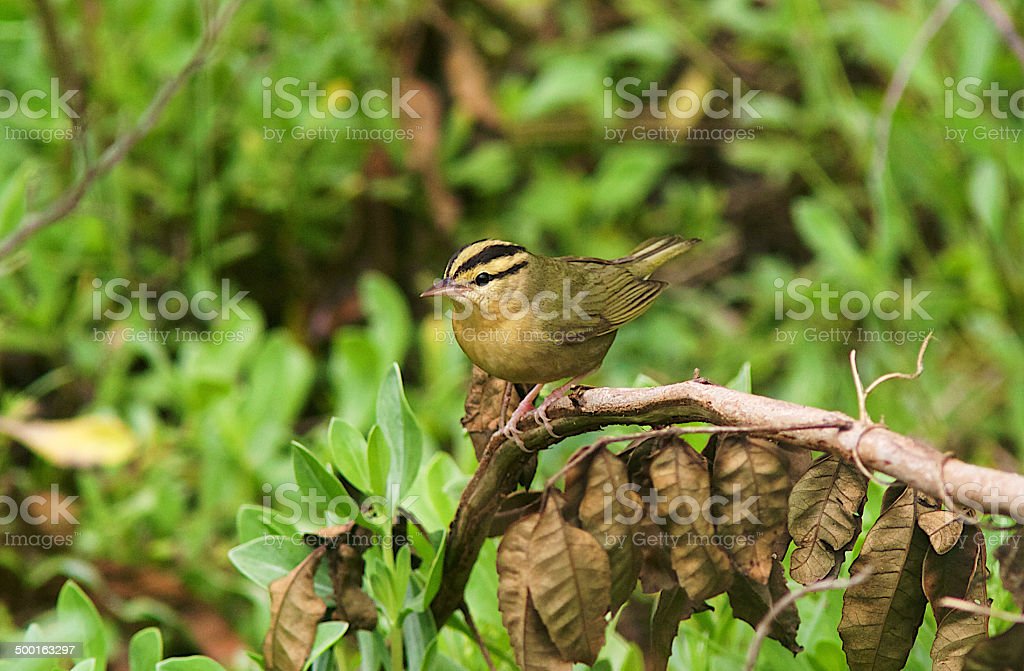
[1,0,1023,669]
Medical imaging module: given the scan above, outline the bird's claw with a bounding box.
[534,404,560,438]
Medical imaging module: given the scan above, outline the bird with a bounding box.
[420,235,700,447]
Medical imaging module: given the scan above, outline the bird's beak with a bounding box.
[419,279,468,298]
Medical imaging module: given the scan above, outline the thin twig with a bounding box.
[459,604,497,671]
[743,570,872,671]
[862,332,934,398]
[937,597,1024,624]
[849,333,933,423]
[0,0,245,260]
[974,0,1024,71]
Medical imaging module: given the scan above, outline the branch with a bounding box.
[0,0,244,260]
[430,378,1024,624]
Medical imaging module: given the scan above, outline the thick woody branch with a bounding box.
[431,379,1024,624]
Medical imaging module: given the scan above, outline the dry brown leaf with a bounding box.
[400,77,460,231]
[925,527,988,670]
[528,496,611,664]
[919,509,966,555]
[648,586,706,671]
[462,366,517,459]
[712,436,792,584]
[443,36,502,129]
[490,491,543,537]
[727,560,802,654]
[839,486,929,671]
[635,496,678,594]
[648,437,732,602]
[963,622,1024,670]
[0,414,138,467]
[263,546,328,671]
[994,526,1024,611]
[578,448,641,612]
[327,543,378,631]
[788,455,867,585]
[497,513,571,671]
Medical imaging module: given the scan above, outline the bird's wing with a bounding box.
[559,263,667,339]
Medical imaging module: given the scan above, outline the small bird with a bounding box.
[421,236,700,446]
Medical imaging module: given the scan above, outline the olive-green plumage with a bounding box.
[421,236,699,384]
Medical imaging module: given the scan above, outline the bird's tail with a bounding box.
[618,235,700,279]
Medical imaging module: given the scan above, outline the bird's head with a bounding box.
[420,239,532,305]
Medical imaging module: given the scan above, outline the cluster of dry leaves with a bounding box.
[492,430,1024,671]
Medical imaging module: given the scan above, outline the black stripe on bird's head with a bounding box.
[422,239,531,298]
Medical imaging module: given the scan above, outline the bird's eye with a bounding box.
[474,272,492,286]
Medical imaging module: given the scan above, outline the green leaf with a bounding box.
[375,364,423,499]
[591,145,673,219]
[328,418,371,494]
[421,533,447,609]
[129,627,163,671]
[302,622,349,671]
[236,504,296,543]
[56,581,107,669]
[726,361,752,393]
[292,442,349,526]
[243,333,315,428]
[968,158,1006,238]
[228,537,333,598]
[402,610,438,671]
[329,330,381,430]
[156,657,227,671]
[359,272,412,367]
[70,661,96,671]
[366,426,390,497]
[0,166,28,237]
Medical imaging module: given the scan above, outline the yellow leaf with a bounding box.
[0,414,138,467]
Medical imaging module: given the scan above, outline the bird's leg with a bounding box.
[498,380,514,425]
[500,383,544,451]
[534,369,597,438]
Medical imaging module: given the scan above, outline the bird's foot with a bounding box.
[500,383,544,452]
[533,370,597,438]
